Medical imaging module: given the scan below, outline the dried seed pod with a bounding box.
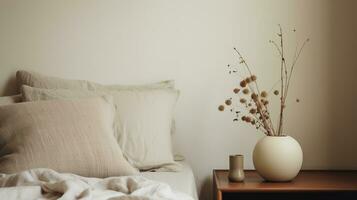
[251,93,258,100]
[249,108,257,114]
[240,98,247,104]
[243,88,250,94]
[240,80,247,87]
[251,75,257,81]
[251,120,256,125]
[233,88,240,94]
[218,105,225,111]
[261,91,268,98]
[241,116,246,121]
[245,116,252,123]
[274,90,279,95]
[245,77,252,83]
[264,100,269,105]
[260,99,268,106]
[248,103,252,107]
[225,99,232,106]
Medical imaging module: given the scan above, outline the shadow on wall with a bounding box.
[326,0,357,169]
[199,176,212,200]
[1,75,17,96]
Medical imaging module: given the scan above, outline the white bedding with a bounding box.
[141,162,198,200]
[0,168,194,200]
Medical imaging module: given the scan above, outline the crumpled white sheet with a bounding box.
[0,168,194,200]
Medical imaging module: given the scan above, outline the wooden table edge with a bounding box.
[218,188,357,193]
[213,169,357,197]
[214,169,357,173]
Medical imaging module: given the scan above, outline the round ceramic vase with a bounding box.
[253,135,303,182]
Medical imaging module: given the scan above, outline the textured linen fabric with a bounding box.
[0,168,194,200]
[22,85,179,170]
[16,70,175,92]
[111,89,179,170]
[16,70,177,135]
[21,85,104,101]
[0,94,22,105]
[141,161,198,200]
[99,80,175,91]
[16,70,98,91]
[0,97,138,177]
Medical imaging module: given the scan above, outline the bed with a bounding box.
[0,70,198,200]
[141,161,198,200]
[0,166,198,200]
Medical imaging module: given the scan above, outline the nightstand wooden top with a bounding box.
[213,170,357,192]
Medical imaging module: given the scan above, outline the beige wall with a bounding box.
[1,0,357,199]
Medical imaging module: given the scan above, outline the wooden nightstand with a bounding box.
[213,170,357,200]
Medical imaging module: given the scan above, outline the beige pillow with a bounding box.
[100,80,175,91]
[16,70,177,135]
[111,89,179,170]
[16,70,175,91]
[21,85,104,101]
[22,85,179,170]
[0,97,138,177]
[0,94,22,105]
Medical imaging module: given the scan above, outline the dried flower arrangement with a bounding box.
[218,25,309,136]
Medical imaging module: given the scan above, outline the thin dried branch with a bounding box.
[233,48,261,94]
[277,24,285,136]
[270,40,283,57]
[284,38,310,102]
[268,79,282,94]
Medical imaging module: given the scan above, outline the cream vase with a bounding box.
[253,135,303,182]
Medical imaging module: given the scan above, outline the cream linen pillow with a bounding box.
[0,97,138,177]
[0,94,22,105]
[16,70,98,91]
[16,70,177,136]
[21,85,104,101]
[111,89,179,170]
[16,70,175,91]
[22,85,179,170]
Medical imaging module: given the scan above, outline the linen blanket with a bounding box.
[0,168,194,200]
